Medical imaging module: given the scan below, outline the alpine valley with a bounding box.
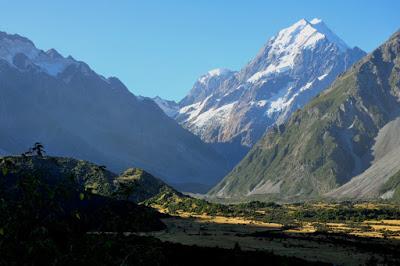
[2,8,400,265]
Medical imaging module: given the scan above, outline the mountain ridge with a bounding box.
[156,19,366,168]
[0,30,229,192]
[208,30,400,201]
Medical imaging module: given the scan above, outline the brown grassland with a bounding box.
[143,202,400,265]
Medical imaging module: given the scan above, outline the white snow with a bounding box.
[0,34,75,76]
[249,100,268,107]
[310,18,322,24]
[0,37,39,63]
[248,65,290,83]
[257,100,267,107]
[318,73,328,80]
[247,18,348,83]
[153,97,179,118]
[179,95,212,121]
[208,68,231,76]
[191,101,237,128]
[267,97,294,116]
[300,81,314,92]
[310,18,349,52]
[177,18,354,144]
[198,68,232,84]
[348,119,356,129]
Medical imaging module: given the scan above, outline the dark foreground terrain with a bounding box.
[0,155,325,265]
[1,155,400,265]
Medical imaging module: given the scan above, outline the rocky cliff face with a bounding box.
[209,30,400,201]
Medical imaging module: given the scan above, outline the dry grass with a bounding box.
[174,211,283,228]
[286,223,316,233]
[144,217,400,266]
[150,204,400,239]
[364,219,400,225]
[145,202,400,265]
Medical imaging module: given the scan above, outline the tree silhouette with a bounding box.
[22,148,33,157]
[32,143,45,157]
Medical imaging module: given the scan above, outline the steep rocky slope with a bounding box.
[209,30,400,201]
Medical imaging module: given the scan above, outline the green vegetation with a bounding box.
[115,168,179,203]
[146,188,400,224]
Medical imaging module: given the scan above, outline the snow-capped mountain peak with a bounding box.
[173,19,365,168]
[247,18,350,83]
[0,31,76,76]
[0,31,39,62]
[271,18,349,52]
[309,18,349,51]
[198,68,233,84]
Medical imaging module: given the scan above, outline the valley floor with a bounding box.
[143,204,400,265]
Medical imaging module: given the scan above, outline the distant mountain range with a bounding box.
[209,30,400,202]
[0,31,229,193]
[2,19,399,202]
[155,19,365,167]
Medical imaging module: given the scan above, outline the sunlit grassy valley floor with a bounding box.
[144,190,400,265]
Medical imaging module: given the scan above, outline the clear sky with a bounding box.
[0,0,399,101]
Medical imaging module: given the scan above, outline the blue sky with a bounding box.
[1,1,399,101]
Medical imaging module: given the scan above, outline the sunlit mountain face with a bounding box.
[156,19,365,168]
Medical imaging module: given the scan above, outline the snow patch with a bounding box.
[348,120,356,129]
[191,101,237,128]
[208,68,231,76]
[0,33,75,76]
[265,85,296,117]
[179,95,213,121]
[300,81,314,92]
[318,73,328,80]
[310,18,322,24]
[198,68,232,84]
[257,100,267,107]
[153,97,179,118]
